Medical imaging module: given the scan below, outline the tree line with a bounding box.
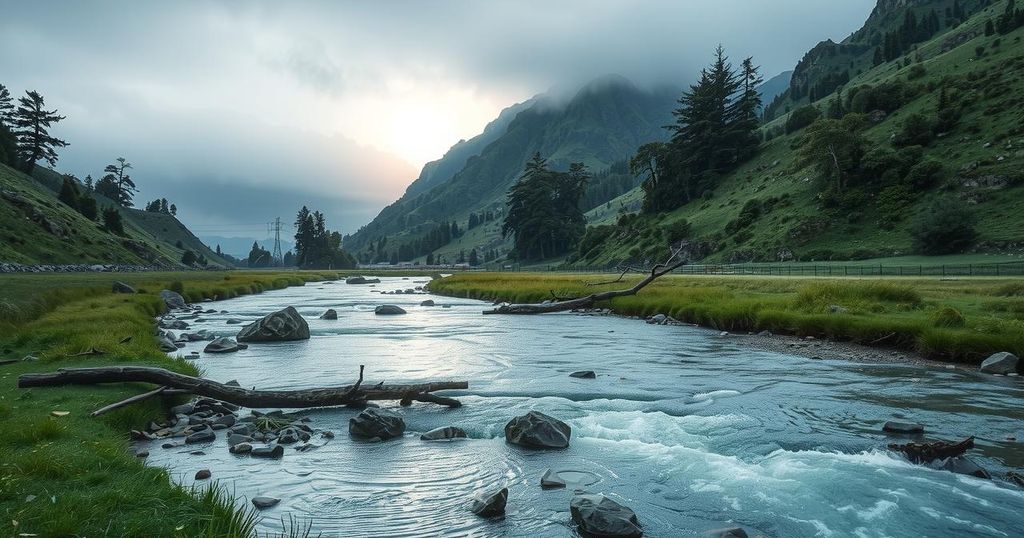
[502,154,589,261]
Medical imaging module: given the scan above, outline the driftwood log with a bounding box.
[888,436,975,463]
[19,365,468,409]
[484,247,686,315]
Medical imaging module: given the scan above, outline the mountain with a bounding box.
[347,75,678,261]
[0,162,232,267]
[578,0,1024,266]
[757,70,793,111]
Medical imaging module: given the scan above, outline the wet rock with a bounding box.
[236,306,310,342]
[374,305,407,315]
[420,426,467,441]
[251,445,285,459]
[569,370,596,379]
[320,309,338,320]
[647,314,667,325]
[229,442,253,454]
[883,421,924,434]
[540,469,566,489]
[346,276,381,284]
[470,487,508,518]
[204,337,242,353]
[226,318,243,325]
[195,469,211,480]
[161,442,180,449]
[980,352,1019,374]
[706,528,748,538]
[158,334,178,352]
[1007,471,1024,487]
[505,411,571,449]
[112,281,136,294]
[420,299,435,307]
[135,450,149,458]
[756,330,772,337]
[213,415,236,428]
[349,408,405,441]
[941,457,991,479]
[228,433,253,446]
[160,289,187,310]
[570,493,642,537]
[185,430,216,444]
[252,496,280,510]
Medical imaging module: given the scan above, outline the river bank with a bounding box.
[427,272,1024,364]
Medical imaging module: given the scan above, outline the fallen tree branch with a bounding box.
[91,385,168,417]
[485,247,686,315]
[888,436,975,464]
[585,266,642,287]
[20,365,467,408]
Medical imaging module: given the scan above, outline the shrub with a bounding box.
[894,113,934,147]
[876,185,913,222]
[785,105,821,134]
[931,306,966,328]
[101,208,124,235]
[661,219,691,243]
[907,64,927,80]
[905,159,944,190]
[909,198,977,255]
[168,281,185,294]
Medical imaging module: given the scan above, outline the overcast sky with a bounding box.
[1,0,875,248]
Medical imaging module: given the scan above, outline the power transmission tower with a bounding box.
[268,217,283,264]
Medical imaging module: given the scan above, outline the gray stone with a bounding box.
[251,445,285,459]
[251,496,280,509]
[112,281,136,294]
[204,337,242,353]
[980,352,1019,375]
[648,314,667,325]
[229,442,253,454]
[158,334,178,352]
[941,457,991,479]
[569,370,596,379]
[706,528,749,538]
[185,430,216,444]
[195,469,211,480]
[374,305,407,315]
[420,299,435,307]
[228,433,253,446]
[213,415,236,427]
[226,318,243,325]
[540,469,566,489]
[570,493,642,537]
[420,426,467,441]
[236,306,310,342]
[470,487,508,517]
[320,309,338,320]
[346,276,380,284]
[160,290,187,310]
[349,408,405,441]
[883,421,924,434]
[505,411,571,449]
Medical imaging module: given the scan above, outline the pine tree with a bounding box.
[12,90,68,174]
[986,18,995,35]
[98,157,136,207]
[169,204,176,216]
[0,84,13,127]
[83,174,93,191]
[468,249,479,266]
[729,57,763,161]
[58,177,80,210]
[102,207,124,235]
[873,47,884,66]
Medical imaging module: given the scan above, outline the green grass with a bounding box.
[428,272,1024,362]
[0,270,340,536]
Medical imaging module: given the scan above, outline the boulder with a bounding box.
[941,457,991,479]
[420,300,436,307]
[470,487,508,518]
[883,421,924,434]
[420,426,467,441]
[570,493,642,537]
[252,496,280,510]
[112,281,136,294]
[226,318,242,325]
[160,290,187,310]
[346,276,381,284]
[195,469,211,480]
[706,528,748,538]
[569,370,596,379]
[349,408,405,441]
[251,445,284,459]
[320,309,338,320]
[236,307,310,342]
[648,313,666,325]
[158,334,177,352]
[504,411,571,449]
[185,430,216,444]
[204,337,242,353]
[229,442,253,454]
[980,352,1019,375]
[374,305,407,315]
[540,469,566,489]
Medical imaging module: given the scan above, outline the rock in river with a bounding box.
[420,299,435,307]
[251,445,285,459]
[374,305,407,315]
[980,352,1019,375]
[420,426,467,441]
[185,430,216,444]
[570,493,642,537]
[350,408,405,441]
[252,496,280,510]
[941,457,991,479]
[883,421,924,434]
[346,276,381,284]
[569,370,596,379]
[160,289,187,310]
[505,411,571,449]
[471,487,508,517]
[540,469,566,489]
[195,469,211,480]
[236,306,310,342]
[706,528,749,538]
[320,309,338,320]
[204,337,242,353]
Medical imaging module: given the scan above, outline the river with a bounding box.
[143,276,1024,537]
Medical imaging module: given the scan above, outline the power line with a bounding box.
[268,217,283,263]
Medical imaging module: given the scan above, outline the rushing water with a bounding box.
[144,277,1024,537]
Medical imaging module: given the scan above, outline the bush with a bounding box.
[909,198,977,255]
[905,159,944,190]
[894,113,934,147]
[101,207,124,235]
[785,105,821,134]
[661,219,691,243]
[876,185,913,222]
[168,281,185,294]
[181,250,197,266]
[576,225,616,258]
[931,306,966,328]
[907,64,927,80]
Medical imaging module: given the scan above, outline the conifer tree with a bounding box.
[0,84,13,127]
[12,90,68,174]
[97,157,136,207]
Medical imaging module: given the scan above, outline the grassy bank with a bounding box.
[0,270,342,536]
[428,272,1024,363]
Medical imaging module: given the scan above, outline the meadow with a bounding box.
[428,272,1024,362]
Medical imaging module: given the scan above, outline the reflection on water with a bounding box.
[144,277,1024,537]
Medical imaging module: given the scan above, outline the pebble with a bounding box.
[195,469,211,480]
[252,496,280,509]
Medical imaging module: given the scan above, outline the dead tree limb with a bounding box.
[484,247,686,315]
[19,365,467,408]
[91,385,168,417]
[888,436,975,464]
[584,265,643,287]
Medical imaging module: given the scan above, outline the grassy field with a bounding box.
[428,272,1024,363]
[0,270,355,537]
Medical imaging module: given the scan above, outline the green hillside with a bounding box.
[0,162,230,267]
[577,0,1024,266]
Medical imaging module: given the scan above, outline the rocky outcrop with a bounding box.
[570,493,642,537]
[470,487,508,517]
[349,408,405,441]
[505,411,571,449]
[980,352,1018,374]
[236,307,310,342]
[160,290,187,310]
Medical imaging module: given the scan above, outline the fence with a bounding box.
[511,260,1024,277]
